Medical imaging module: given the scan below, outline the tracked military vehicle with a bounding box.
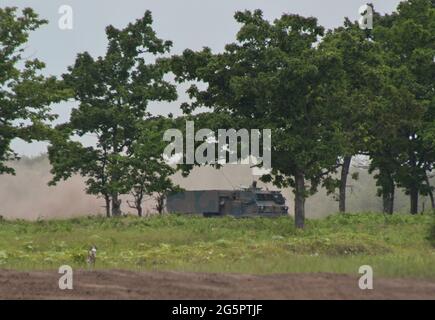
[166,182,288,217]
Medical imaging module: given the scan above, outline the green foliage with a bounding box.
[170,2,435,219]
[0,213,435,278]
[1,2,434,223]
[124,116,181,216]
[48,11,177,216]
[0,7,70,175]
[318,16,388,209]
[172,10,348,228]
[368,0,435,213]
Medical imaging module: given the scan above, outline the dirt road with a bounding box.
[1,269,434,299]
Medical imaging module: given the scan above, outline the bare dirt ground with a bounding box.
[1,269,434,300]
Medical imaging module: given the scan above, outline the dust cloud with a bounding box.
[0,155,428,220]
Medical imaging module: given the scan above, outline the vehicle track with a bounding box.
[1,270,434,300]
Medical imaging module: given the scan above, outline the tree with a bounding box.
[0,7,69,176]
[319,15,387,213]
[172,10,346,228]
[124,117,180,217]
[126,162,178,216]
[153,177,181,215]
[48,11,177,217]
[372,0,435,214]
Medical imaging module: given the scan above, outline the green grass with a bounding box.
[1,213,435,279]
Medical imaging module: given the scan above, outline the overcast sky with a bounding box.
[4,0,403,156]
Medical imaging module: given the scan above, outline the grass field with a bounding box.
[1,213,435,279]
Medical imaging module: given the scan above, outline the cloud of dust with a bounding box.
[0,156,105,220]
[0,155,428,220]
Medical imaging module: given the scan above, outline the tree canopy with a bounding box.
[0,7,69,175]
[48,11,178,216]
[2,1,434,221]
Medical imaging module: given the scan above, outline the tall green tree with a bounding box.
[372,0,435,214]
[48,11,177,217]
[123,117,180,217]
[319,17,386,213]
[367,89,415,215]
[0,7,68,175]
[172,10,346,228]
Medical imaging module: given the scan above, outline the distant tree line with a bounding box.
[0,1,433,228]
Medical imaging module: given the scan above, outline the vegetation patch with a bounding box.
[0,213,435,279]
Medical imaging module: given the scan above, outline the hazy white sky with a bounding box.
[4,0,403,156]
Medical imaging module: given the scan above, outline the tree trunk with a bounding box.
[382,193,389,214]
[104,195,111,218]
[408,151,419,215]
[110,124,122,217]
[155,194,165,214]
[382,178,395,214]
[410,187,419,215]
[382,189,394,214]
[134,193,144,217]
[388,184,395,214]
[136,196,143,217]
[339,156,352,213]
[111,193,122,216]
[425,174,435,210]
[294,171,306,229]
[429,190,435,211]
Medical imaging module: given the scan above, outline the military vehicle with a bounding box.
[166,182,288,217]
